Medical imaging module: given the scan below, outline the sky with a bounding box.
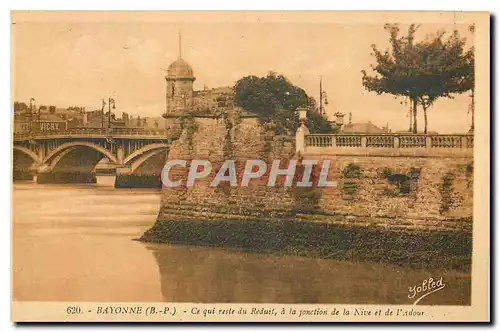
[11,12,475,133]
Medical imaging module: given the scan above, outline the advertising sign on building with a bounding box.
[14,120,68,134]
[34,121,67,132]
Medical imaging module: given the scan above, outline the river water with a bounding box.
[12,183,471,305]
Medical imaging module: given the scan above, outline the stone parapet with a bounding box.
[143,110,473,237]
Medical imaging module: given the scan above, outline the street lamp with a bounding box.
[108,98,116,129]
[106,97,116,140]
[101,99,106,132]
[28,98,36,135]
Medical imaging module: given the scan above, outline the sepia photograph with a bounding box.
[10,10,489,322]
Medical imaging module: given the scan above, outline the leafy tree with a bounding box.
[414,30,474,133]
[307,96,318,111]
[362,24,420,132]
[362,24,474,133]
[306,96,338,133]
[307,110,338,134]
[48,106,56,114]
[234,72,336,134]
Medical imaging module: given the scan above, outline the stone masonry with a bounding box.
[149,110,473,234]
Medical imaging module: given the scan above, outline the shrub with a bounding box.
[379,167,393,179]
[439,173,454,213]
[342,163,361,178]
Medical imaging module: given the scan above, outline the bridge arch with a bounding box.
[13,146,42,164]
[43,141,118,165]
[129,149,166,174]
[123,143,169,165]
[48,147,76,170]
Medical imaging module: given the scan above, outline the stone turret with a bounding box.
[165,33,196,115]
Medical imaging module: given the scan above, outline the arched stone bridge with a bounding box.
[13,128,174,185]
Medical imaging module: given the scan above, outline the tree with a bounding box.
[306,96,338,133]
[307,96,318,112]
[48,106,56,114]
[362,24,474,133]
[414,30,474,133]
[307,110,338,134]
[234,72,336,134]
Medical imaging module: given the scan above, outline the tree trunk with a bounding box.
[408,99,413,132]
[423,105,428,134]
[412,98,418,133]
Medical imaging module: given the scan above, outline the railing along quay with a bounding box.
[305,134,474,149]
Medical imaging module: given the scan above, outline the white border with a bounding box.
[2,1,497,331]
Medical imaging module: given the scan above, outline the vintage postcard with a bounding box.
[11,11,490,322]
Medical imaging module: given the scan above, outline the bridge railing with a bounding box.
[111,128,170,136]
[13,127,172,140]
[305,133,474,149]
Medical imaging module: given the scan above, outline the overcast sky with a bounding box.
[12,13,474,133]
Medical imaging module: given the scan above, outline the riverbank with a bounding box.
[139,218,472,273]
[12,171,32,181]
[13,171,162,188]
[115,174,162,188]
[37,171,96,184]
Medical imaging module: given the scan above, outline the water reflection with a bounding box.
[12,183,470,305]
[145,243,471,305]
